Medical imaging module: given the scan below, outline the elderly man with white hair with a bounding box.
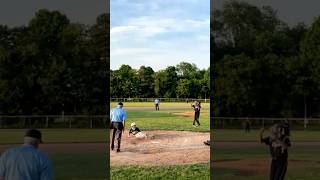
[0,129,53,180]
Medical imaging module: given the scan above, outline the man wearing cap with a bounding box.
[110,102,127,152]
[0,129,53,180]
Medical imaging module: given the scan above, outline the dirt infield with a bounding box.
[110,130,210,166]
[213,141,320,176]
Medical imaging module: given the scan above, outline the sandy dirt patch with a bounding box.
[110,130,210,166]
[212,141,320,176]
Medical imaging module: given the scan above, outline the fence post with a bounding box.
[90,117,93,129]
[23,117,26,128]
[46,116,49,128]
[69,118,72,128]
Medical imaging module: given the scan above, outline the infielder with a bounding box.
[191,101,201,127]
[110,102,127,152]
[0,129,53,180]
[154,98,160,111]
[260,122,291,180]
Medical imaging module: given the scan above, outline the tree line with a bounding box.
[110,62,210,99]
[212,0,320,117]
[0,9,109,115]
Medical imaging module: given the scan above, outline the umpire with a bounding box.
[110,102,127,152]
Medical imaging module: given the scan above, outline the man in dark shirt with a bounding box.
[192,101,201,127]
[260,123,291,180]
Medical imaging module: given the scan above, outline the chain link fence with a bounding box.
[110,98,210,103]
[213,117,320,130]
[0,115,108,129]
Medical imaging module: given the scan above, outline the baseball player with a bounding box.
[110,102,127,152]
[260,122,291,180]
[128,122,147,139]
[203,140,210,146]
[0,129,53,180]
[154,98,160,111]
[191,101,201,127]
[244,118,251,133]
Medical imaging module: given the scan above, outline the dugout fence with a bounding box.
[0,115,108,129]
[213,117,320,130]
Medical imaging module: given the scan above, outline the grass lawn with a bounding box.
[122,108,210,132]
[0,129,107,144]
[111,163,210,180]
[213,129,320,141]
[50,153,106,180]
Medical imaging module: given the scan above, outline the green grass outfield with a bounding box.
[119,105,210,132]
[50,153,106,180]
[0,129,106,144]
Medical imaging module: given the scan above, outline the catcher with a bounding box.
[260,122,291,180]
[128,122,147,139]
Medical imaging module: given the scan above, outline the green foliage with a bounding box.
[0,9,108,115]
[111,62,210,99]
[212,1,320,117]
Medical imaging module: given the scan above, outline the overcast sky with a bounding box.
[0,0,108,27]
[213,0,320,26]
[110,0,210,71]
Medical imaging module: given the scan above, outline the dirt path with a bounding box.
[212,141,320,176]
[110,130,210,166]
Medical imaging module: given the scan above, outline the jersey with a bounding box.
[154,99,160,105]
[110,107,127,123]
[262,136,291,160]
[129,127,141,135]
[0,145,53,180]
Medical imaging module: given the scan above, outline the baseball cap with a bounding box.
[25,129,43,143]
[131,122,136,127]
[118,102,123,106]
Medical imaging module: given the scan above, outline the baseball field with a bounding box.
[110,102,210,179]
[212,128,320,180]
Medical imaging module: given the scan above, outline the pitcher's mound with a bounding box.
[110,130,210,166]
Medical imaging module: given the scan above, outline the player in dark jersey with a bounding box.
[128,122,146,138]
[191,101,201,127]
[260,123,291,180]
